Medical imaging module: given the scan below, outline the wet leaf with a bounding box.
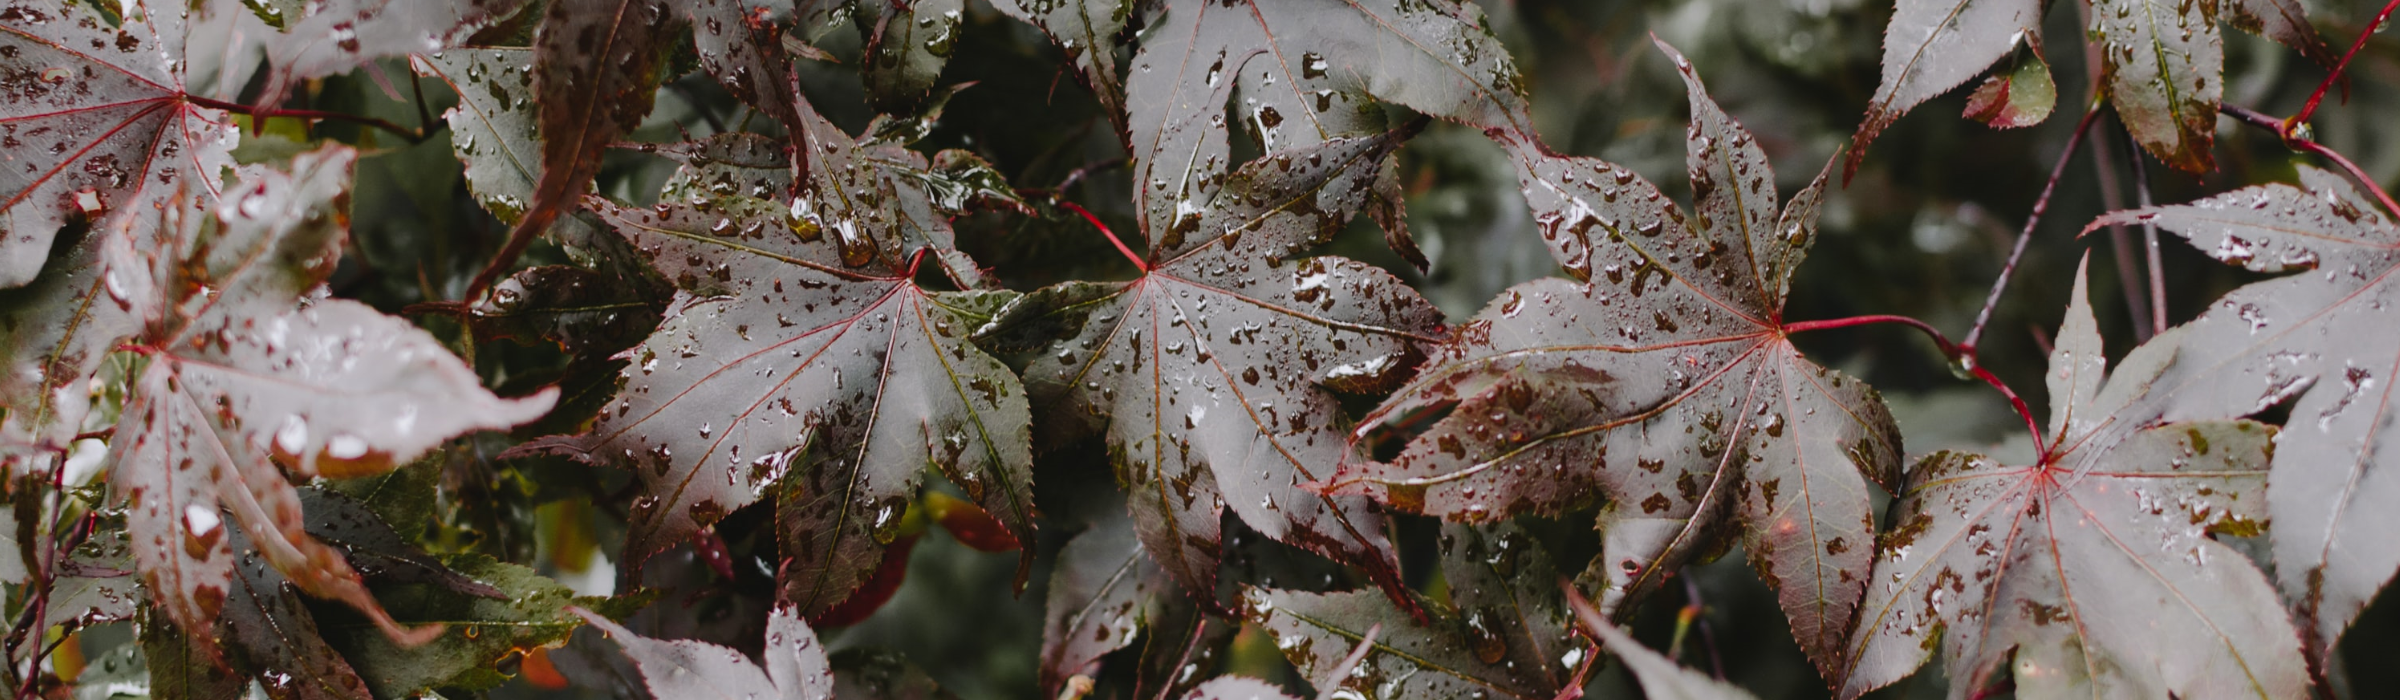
[2089,0,2222,172]
[101,147,556,651]
[0,0,238,289]
[418,48,545,227]
[687,0,803,132]
[1961,42,2055,129]
[857,0,961,116]
[1848,0,2042,176]
[2224,0,2335,69]
[469,264,669,357]
[1834,261,2304,699]
[989,0,1131,132]
[1040,512,1167,694]
[786,93,992,288]
[575,603,837,700]
[1242,522,1578,700]
[219,518,372,700]
[525,193,1036,616]
[1180,676,1300,700]
[1334,41,1900,680]
[2085,168,2400,662]
[249,0,531,106]
[1128,0,1528,164]
[655,132,796,205]
[511,0,679,271]
[990,126,1441,602]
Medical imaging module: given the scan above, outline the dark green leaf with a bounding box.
[1849,0,2041,175]
[857,0,960,116]
[2090,0,2223,172]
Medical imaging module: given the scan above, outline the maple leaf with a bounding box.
[1834,261,2305,699]
[986,124,1442,603]
[0,0,239,450]
[1041,507,1209,696]
[989,0,1132,134]
[1329,40,1901,680]
[461,0,677,297]
[101,146,556,652]
[2089,0,2224,172]
[243,0,532,108]
[575,603,838,700]
[1243,522,1582,700]
[0,0,239,290]
[1182,677,1301,700]
[1846,0,2044,175]
[2083,167,2400,662]
[857,0,961,116]
[686,0,803,133]
[1564,587,1757,700]
[525,192,1037,616]
[1852,0,2330,174]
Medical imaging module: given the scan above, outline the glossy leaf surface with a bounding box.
[1836,264,2304,699]
[2090,0,2223,172]
[578,603,836,700]
[249,0,531,105]
[1334,41,1900,679]
[103,148,555,651]
[532,193,1035,615]
[0,0,235,289]
[1242,522,1578,699]
[991,127,1440,601]
[2087,168,2400,661]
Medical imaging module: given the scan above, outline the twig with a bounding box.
[2126,137,2167,336]
[1963,106,2104,353]
[185,95,428,144]
[2088,124,2154,341]
[1677,574,1726,680]
[1786,314,2046,456]
[2293,0,2400,127]
[2223,103,2400,219]
[1054,157,1131,195]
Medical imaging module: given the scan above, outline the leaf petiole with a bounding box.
[1783,314,2049,457]
[2292,0,2400,128]
[1055,200,1147,273]
[184,95,430,144]
[2223,102,2400,220]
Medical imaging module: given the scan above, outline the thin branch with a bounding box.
[2224,103,2400,218]
[1783,314,1960,358]
[1054,157,1131,195]
[1964,107,2104,353]
[1973,363,2048,459]
[2089,123,2155,341]
[1677,574,1726,680]
[2294,0,2400,126]
[185,95,428,144]
[2126,137,2167,337]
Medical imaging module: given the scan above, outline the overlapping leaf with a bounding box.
[245,0,532,107]
[1243,522,1581,700]
[1040,512,1168,694]
[1851,0,2330,173]
[856,0,961,115]
[989,0,1132,133]
[1567,597,1756,700]
[1835,262,2304,699]
[497,0,677,281]
[0,0,238,451]
[577,603,837,700]
[987,124,1441,601]
[1331,41,1900,680]
[0,0,237,289]
[2084,169,2400,661]
[2090,0,2224,172]
[101,146,556,652]
[527,191,1036,616]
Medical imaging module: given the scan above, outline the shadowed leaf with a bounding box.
[1847,0,2041,176]
[2090,0,2222,172]
[576,604,836,700]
